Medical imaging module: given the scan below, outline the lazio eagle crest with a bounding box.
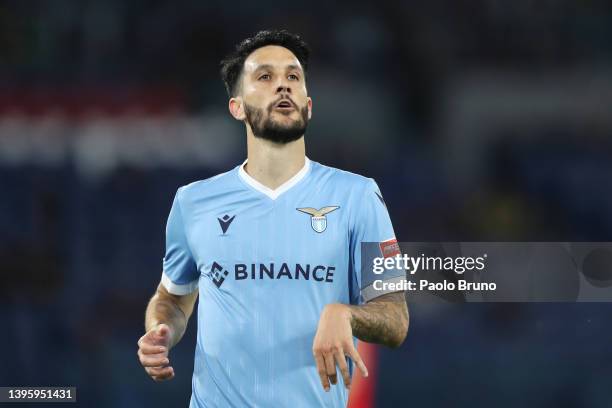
[296,206,340,233]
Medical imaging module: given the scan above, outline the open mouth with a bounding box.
[274,100,295,110]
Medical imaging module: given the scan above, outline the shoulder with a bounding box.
[309,160,378,193]
[175,167,239,204]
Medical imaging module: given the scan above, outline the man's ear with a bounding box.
[229,97,246,121]
[307,97,313,120]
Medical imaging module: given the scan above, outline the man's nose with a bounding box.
[276,81,291,94]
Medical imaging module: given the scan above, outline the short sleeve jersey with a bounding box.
[162,158,403,408]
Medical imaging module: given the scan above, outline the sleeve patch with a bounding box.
[380,238,401,258]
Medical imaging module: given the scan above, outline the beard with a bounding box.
[244,100,309,144]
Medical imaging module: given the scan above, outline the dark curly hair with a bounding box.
[220,29,310,97]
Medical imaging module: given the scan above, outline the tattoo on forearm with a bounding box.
[349,292,409,348]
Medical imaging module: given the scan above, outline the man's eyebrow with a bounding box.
[252,64,303,73]
[253,64,274,73]
[286,64,301,72]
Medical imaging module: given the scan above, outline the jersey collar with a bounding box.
[238,157,311,200]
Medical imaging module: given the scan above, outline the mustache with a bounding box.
[268,96,297,111]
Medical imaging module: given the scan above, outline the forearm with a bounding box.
[347,292,409,348]
[145,289,189,349]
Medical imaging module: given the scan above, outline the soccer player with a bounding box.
[137,29,409,407]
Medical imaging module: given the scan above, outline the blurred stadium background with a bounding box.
[1,1,612,407]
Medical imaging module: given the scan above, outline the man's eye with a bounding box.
[259,74,271,80]
[288,74,299,80]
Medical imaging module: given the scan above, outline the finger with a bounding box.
[137,334,151,348]
[149,324,172,347]
[139,342,167,355]
[156,324,170,339]
[314,353,330,392]
[138,332,163,347]
[347,347,368,378]
[324,352,337,385]
[334,350,351,389]
[139,352,170,368]
[153,367,175,381]
[146,366,174,379]
[152,372,175,382]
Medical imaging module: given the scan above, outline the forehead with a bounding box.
[243,45,303,74]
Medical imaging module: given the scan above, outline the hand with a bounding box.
[312,304,368,392]
[138,324,175,382]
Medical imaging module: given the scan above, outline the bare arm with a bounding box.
[145,283,199,348]
[138,283,198,382]
[348,291,409,348]
[312,291,408,391]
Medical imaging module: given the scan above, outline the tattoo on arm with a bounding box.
[348,292,409,348]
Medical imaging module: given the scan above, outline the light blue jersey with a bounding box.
[161,158,403,408]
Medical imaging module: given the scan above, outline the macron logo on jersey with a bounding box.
[217,214,236,234]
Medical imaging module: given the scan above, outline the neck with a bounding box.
[244,127,306,190]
